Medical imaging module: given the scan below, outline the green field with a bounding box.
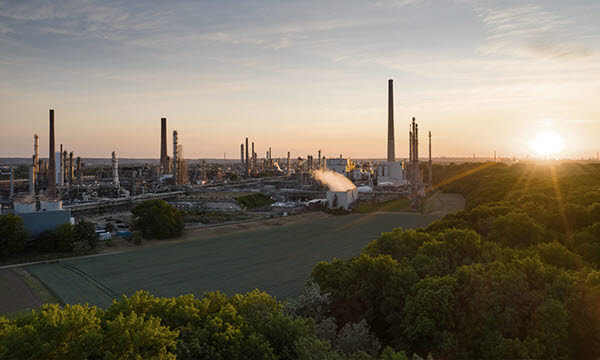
[26,213,440,308]
[354,198,412,213]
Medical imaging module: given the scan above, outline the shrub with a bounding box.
[0,213,27,257]
[236,193,274,210]
[34,230,58,251]
[133,233,143,245]
[55,223,75,252]
[74,220,98,249]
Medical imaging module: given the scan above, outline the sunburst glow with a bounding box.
[529,131,565,156]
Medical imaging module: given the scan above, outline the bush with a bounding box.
[34,230,58,252]
[55,223,75,252]
[0,213,27,257]
[72,240,91,255]
[74,220,98,249]
[133,233,143,245]
[131,200,184,239]
[236,193,274,210]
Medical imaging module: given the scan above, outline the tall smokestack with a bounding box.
[173,130,178,183]
[76,156,83,185]
[387,79,395,162]
[62,149,67,186]
[251,142,255,171]
[48,109,57,200]
[287,151,291,176]
[33,134,39,174]
[112,151,119,185]
[318,150,322,167]
[68,151,74,185]
[241,143,244,166]
[29,166,35,195]
[160,118,167,175]
[245,138,250,177]
[428,131,432,186]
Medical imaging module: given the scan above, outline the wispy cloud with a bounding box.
[477,4,599,60]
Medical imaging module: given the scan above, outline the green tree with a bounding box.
[131,200,184,239]
[488,211,546,248]
[34,229,57,252]
[0,303,178,360]
[55,223,75,252]
[0,213,27,257]
[74,219,98,249]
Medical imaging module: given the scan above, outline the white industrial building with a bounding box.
[326,157,355,176]
[327,188,358,210]
[377,161,407,186]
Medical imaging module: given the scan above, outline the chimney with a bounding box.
[245,138,250,177]
[240,143,244,166]
[112,151,119,185]
[287,151,291,176]
[29,166,35,195]
[173,130,178,182]
[428,131,432,186]
[160,118,167,175]
[318,150,322,167]
[48,109,57,200]
[76,156,83,185]
[33,134,39,174]
[251,142,255,171]
[62,149,67,186]
[68,151,74,185]
[387,79,395,162]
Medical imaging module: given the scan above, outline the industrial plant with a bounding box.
[0,79,436,236]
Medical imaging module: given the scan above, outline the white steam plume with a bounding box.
[311,169,356,191]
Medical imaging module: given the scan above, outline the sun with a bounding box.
[529,131,565,156]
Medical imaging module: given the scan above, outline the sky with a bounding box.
[0,0,599,160]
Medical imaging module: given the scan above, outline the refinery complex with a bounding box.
[0,80,434,235]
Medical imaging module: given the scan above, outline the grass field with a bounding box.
[354,198,412,213]
[26,212,440,309]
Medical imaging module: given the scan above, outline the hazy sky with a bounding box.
[1,0,599,159]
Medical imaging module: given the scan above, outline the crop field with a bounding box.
[26,212,440,309]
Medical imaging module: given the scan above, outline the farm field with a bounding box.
[26,212,440,309]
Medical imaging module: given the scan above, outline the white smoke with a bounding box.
[311,169,357,191]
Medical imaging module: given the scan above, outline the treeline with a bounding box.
[310,162,600,359]
[0,215,98,259]
[0,199,184,259]
[236,193,274,210]
[0,290,425,360]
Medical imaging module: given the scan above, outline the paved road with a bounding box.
[27,212,440,308]
[0,269,42,315]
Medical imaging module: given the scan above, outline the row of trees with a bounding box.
[0,199,184,259]
[0,215,98,258]
[0,290,426,360]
